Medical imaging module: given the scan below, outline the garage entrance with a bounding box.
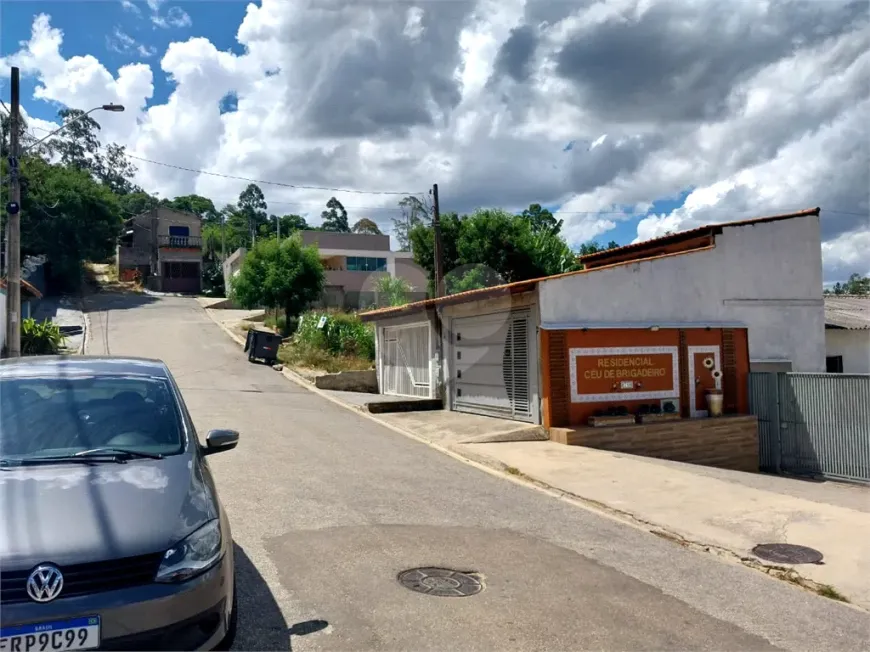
[161,261,201,294]
[451,309,537,422]
[382,323,432,398]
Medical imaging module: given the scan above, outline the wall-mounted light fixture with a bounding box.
[650,325,660,332]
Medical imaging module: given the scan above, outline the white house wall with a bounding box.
[826,329,870,373]
[539,215,825,372]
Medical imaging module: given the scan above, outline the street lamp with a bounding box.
[4,66,126,358]
[23,103,125,153]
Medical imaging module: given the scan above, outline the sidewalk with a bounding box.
[32,296,86,354]
[462,440,870,609]
[203,302,870,610]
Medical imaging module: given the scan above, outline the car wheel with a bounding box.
[214,580,238,651]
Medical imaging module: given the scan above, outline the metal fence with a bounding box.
[749,372,870,484]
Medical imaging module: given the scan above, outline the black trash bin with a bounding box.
[244,329,282,365]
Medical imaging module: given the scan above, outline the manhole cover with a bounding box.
[752,543,824,565]
[398,567,483,597]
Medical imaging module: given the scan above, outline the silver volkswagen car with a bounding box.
[0,356,239,651]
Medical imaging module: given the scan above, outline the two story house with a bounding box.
[222,231,429,310]
[299,231,428,310]
[117,206,204,293]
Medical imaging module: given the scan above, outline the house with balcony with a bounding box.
[299,231,428,310]
[117,206,203,293]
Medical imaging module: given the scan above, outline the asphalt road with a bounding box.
[84,293,870,651]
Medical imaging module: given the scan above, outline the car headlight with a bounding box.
[155,520,222,583]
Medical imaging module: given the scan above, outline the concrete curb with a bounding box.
[77,295,90,355]
[201,306,697,527]
[201,305,861,608]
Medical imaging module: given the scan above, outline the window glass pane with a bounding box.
[169,225,190,237]
[346,257,358,271]
[377,258,387,271]
[0,375,185,459]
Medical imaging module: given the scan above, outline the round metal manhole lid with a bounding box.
[398,567,483,597]
[752,543,824,565]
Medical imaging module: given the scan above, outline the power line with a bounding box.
[20,124,869,219]
[26,123,422,197]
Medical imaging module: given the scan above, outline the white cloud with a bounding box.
[152,6,191,29]
[4,0,869,283]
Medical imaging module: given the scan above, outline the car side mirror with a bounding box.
[203,429,239,455]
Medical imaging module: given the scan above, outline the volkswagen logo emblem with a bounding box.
[26,564,64,603]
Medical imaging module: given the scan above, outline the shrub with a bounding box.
[21,318,66,355]
[295,311,375,361]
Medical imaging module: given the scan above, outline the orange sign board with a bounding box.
[570,347,679,402]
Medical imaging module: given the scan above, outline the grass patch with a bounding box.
[278,341,373,375]
[815,584,849,602]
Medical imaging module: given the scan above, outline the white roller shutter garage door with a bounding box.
[451,309,535,422]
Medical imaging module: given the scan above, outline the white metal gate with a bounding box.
[382,324,431,398]
[452,309,535,422]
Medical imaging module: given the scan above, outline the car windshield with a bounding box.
[0,374,185,460]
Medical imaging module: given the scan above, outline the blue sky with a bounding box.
[1,0,247,121]
[1,0,687,248]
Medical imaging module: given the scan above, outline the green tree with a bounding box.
[409,209,577,295]
[393,195,429,250]
[168,194,220,224]
[96,143,139,195]
[238,183,269,244]
[825,273,870,295]
[352,218,382,235]
[279,214,308,234]
[375,276,412,307]
[230,235,325,319]
[119,191,158,216]
[520,203,562,235]
[16,156,122,290]
[54,109,102,172]
[578,240,620,256]
[321,197,349,232]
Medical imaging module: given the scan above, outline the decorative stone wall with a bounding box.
[549,415,759,472]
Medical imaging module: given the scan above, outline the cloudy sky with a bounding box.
[1,0,868,283]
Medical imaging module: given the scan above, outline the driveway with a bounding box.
[83,293,870,651]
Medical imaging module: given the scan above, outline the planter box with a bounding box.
[587,415,637,428]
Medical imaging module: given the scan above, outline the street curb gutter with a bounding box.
[77,296,90,355]
[202,306,861,610]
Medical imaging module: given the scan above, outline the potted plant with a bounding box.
[705,369,724,416]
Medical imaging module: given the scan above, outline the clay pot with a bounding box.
[705,388,724,417]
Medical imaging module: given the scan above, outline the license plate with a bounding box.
[0,617,100,651]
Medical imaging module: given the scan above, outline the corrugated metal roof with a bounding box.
[825,295,870,330]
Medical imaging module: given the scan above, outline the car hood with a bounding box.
[0,454,218,569]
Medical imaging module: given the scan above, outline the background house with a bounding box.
[299,231,428,310]
[824,295,870,372]
[117,206,203,293]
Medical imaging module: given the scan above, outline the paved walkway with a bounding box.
[468,441,870,609]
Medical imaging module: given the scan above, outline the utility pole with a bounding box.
[430,183,445,403]
[150,198,159,290]
[5,67,22,357]
[432,183,444,298]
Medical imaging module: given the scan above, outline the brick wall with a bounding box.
[549,415,758,472]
